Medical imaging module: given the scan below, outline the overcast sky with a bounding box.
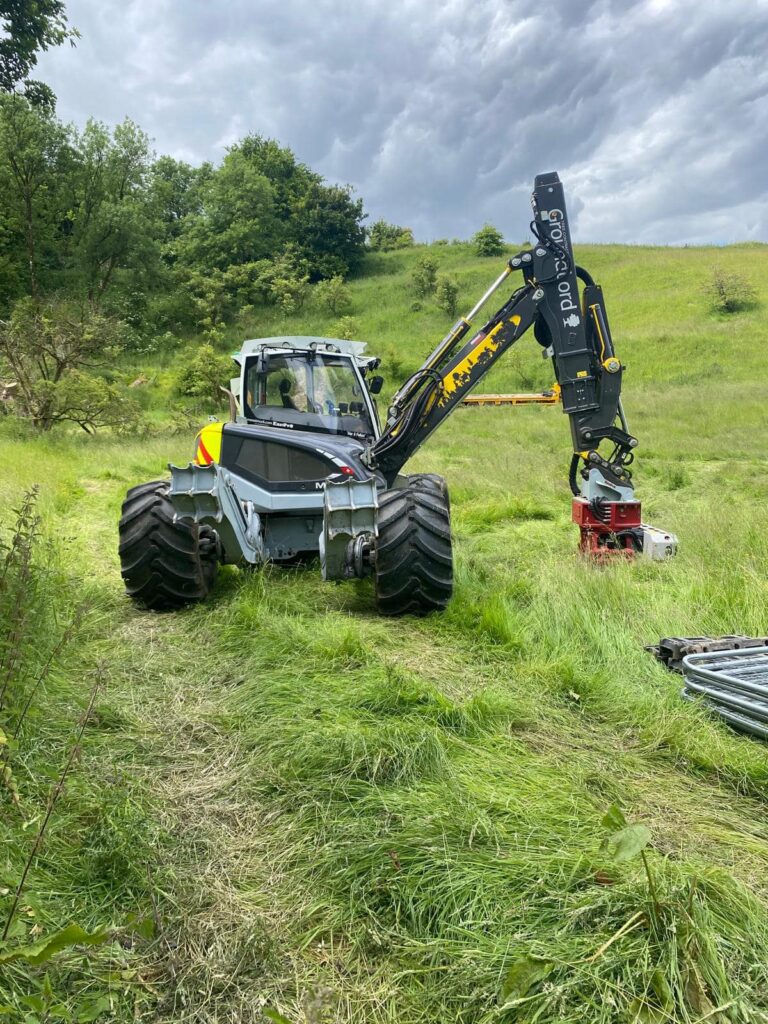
[34,0,768,244]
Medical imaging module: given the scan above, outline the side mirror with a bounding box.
[368,375,384,395]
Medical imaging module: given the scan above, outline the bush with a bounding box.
[436,275,459,317]
[412,255,438,297]
[706,266,757,313]
[382,346,405,378]
[368,219,414,251]
[333,316,360,341]
[257,251,310,316]
[472,223,505,257]
[270,272,309,317]
[176,344,233,404]
[0,298,140,432]
[314,275,351,315]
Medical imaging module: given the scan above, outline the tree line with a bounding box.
[0,92,370,428]
[0,1,508,432]
[0,94,368,332]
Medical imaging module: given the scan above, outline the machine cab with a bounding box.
[234,337,382,442]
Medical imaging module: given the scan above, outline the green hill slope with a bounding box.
[2,242,768,1022]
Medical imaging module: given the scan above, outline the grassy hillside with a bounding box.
[2,242,768,1022]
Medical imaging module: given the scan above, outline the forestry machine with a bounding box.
[118,172,677,616]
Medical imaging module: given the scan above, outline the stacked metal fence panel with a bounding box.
[682,648,768,740]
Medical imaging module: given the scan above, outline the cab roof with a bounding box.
[233,336,368,366]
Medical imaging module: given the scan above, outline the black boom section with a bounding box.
[528,173,628,452]
[371,170,637,488]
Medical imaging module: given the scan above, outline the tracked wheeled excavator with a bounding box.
[118,172,677,616]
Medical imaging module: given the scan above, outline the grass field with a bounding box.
[2,241,768,1022]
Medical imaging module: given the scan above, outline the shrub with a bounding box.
[706,266,757,313]
[250,252,310,316]
[382,346,405,378]
[472,223,505,257]
[436,275,459,317]
[368,219,414,251]
[333,316,360,341]
[0,298,140,432]
[314,275,352,315]
[176,343,233,404]
[269,271,309,316]
[412,255,438,297]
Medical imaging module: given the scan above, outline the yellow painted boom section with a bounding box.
[462,383,561,407]
[438,316,521,406]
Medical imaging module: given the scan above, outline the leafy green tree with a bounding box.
[412,255,438,296]
[175,146,280,273]
[175,343,232,404]
[435,275,459,317]
[0,297,138,431]
[314,274,351,315]
[251,250,310,316]
[0,0,78,95]
[0,93,70,301]
[269,269,309,317]
[0,100,162,312]
[292,180,366,279]
[66,118,161,306]
[235,134,317,221]
[150,155,209,241]
[368,219,414,251]
[175,135,365,286]
[472,223,505,257]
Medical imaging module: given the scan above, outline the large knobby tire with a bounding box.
[374,478,453,616]
[118,480,218,610]
[406,473,451,512]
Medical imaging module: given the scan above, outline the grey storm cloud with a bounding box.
[35,0,768,244]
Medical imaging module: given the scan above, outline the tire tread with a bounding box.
[118,480,217,610]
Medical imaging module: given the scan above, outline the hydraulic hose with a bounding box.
[569,453,581,497]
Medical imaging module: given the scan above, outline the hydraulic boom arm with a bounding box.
[370,172,677,559]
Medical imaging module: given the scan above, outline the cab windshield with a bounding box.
[244,352,376,439]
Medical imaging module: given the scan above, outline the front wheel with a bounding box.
[118,480,218,610]
[374,478,453,616]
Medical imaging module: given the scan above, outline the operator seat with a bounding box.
[279,377,298,411]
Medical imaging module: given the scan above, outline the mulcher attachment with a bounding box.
[572,497,642,558]
[572,498,677,560]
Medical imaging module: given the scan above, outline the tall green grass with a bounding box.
[2,241,768,1021]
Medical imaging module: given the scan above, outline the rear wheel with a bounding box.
[118,480,218,610]
[374,478,453,616]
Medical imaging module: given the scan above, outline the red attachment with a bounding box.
[339,466,355,476]
[572,497,642,560]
